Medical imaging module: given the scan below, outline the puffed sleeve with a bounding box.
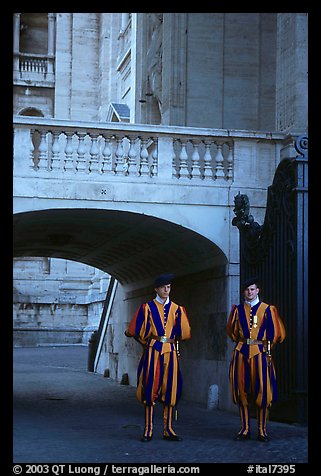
[125,303,151,346]
[227,304,239,342]
[173,305,191,341]
[265,305,286,345]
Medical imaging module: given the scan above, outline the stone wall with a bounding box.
[184,13,277,130]
[13,257,110,346]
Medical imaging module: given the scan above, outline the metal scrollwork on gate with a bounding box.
[294,135,308,159]
[232,136,306,266]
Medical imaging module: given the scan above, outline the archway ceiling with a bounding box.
[13,208,226,286]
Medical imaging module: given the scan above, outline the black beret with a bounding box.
[153,273,175,288]
[241,276,260,291]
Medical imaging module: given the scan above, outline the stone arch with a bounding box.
[13,207,230,407]
[18,107,44,117]
[13,207,227,288]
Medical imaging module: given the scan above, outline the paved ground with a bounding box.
[13,345,309,468]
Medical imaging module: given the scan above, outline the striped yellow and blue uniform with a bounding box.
[126,299,191,407]
[227,301,286,408]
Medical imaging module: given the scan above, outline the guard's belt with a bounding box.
[151,335,175,343]
[239,338,266,345]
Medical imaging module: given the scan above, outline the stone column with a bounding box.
[54,13,73,119]
[161,13,187,126]
[48,13,55,56]
[13,13,21,74]
[47,13,55,77]
[276,13,308,135]
[133,13,151,124]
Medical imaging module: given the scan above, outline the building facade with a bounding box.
[13,13,308,418]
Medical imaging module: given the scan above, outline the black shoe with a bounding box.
[163,434,183,441]
[141,435,152,442]
[234,432,251,441]
[257,434,270,442]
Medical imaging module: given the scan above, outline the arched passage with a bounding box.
[13,207,227,289]
[13,207,230,406]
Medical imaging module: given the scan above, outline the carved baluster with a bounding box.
[226,141,233,180]
[139,138,149,176]
[203,140,213,179]
[89,133,100,173]
[101,135,112,173]
[214,142,225,179]
[127,135,137,175]
[30,129,39,169]
[63,132,74,172]
[191,140,201,179]
[76,132,87,173]
[122,144,129,175]
[172,139,179,178]
[178,140,189,178]
[114,136,124,174]
[50,131,61,171]
[97,136,104,174]
[37,130,48,170]
[151,137,158,176]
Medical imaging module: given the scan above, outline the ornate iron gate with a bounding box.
[232,136,308,424]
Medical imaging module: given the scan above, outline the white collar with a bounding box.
[155,294,170,305]
[245,296,260,307]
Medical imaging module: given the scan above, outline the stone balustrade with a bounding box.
[13,53,55,85]
[13,116,285,185]
[19,55,49,74]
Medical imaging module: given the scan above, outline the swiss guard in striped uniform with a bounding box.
[227,277,286,442]
[125,273,191,442]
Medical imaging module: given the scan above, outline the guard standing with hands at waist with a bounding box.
[227,277,286,442]
[125,273,191,442]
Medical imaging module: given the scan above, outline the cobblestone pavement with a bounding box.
[13,346,309,469]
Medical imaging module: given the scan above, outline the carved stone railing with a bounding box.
[13,117,236,181]
[13,53,55,86]
[13,116,285,185]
